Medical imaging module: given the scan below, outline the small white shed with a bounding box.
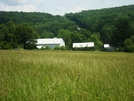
[104,44,110,48]
[73,42,94,48]
[36,38,65,49]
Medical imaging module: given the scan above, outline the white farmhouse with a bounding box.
[36,38,65,49]
[73,42,94,48]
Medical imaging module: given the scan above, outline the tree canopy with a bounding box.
[0,22,38,49]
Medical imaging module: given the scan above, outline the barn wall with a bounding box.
[37,44,60,49]
[60,40,65,46]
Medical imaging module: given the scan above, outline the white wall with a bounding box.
[73,42,94,48]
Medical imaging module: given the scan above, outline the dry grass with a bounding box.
[0,50,134,101]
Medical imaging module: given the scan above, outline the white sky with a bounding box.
[0,0,134,15]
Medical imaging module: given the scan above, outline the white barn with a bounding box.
[73,42,94,48]
[36,38,65,49]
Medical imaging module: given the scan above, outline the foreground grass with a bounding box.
[0,50,134,101]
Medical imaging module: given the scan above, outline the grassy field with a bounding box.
[0,50,134,101]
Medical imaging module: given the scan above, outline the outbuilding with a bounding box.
[104,44,111,51]
[104,44,110,48]
[36,38,65,49]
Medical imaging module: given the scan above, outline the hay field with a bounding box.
[0,50,134,101]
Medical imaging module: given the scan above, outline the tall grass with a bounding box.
[0,50,134,101]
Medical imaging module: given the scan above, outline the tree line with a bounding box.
[0,21,102,50]
[0,5,134,51]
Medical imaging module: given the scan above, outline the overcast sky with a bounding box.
[0,0,134,15]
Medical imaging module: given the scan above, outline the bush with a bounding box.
[124,39,133,47]
[54,46,66,50]
[54,46,60,50]
[124,39,134,52]
[125,45,134,52]
[45,46,51,50]
[40,46,45,50]
[60,46,66,50]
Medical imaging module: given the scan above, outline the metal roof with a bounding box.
[73,42,94,48]
[36,38,64,45]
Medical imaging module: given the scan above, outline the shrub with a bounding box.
[54,46,66,50]
[125,45,134,52]
[60,46,66,50]
[40,46,45,50]
[54,46,60,50]
[124,39,134,52]
[45,46,51,50]
[124,39,133,47]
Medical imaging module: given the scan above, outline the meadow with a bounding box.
[0,50,134,101]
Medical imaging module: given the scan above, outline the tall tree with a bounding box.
[57,29,72,49]
[88,35,103,50]
[6,21,16,43]
[78,28,91,41]
[0,24,6,41]
[0,21,17,49]
[16,23,38,49]
[111,18,131,48]
[101,25,115,44]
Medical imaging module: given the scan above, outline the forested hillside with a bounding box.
[0,12,78,37]
[0,5,134,51]
[65,5,134,45]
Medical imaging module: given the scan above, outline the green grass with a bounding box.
[0,50,134,101]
